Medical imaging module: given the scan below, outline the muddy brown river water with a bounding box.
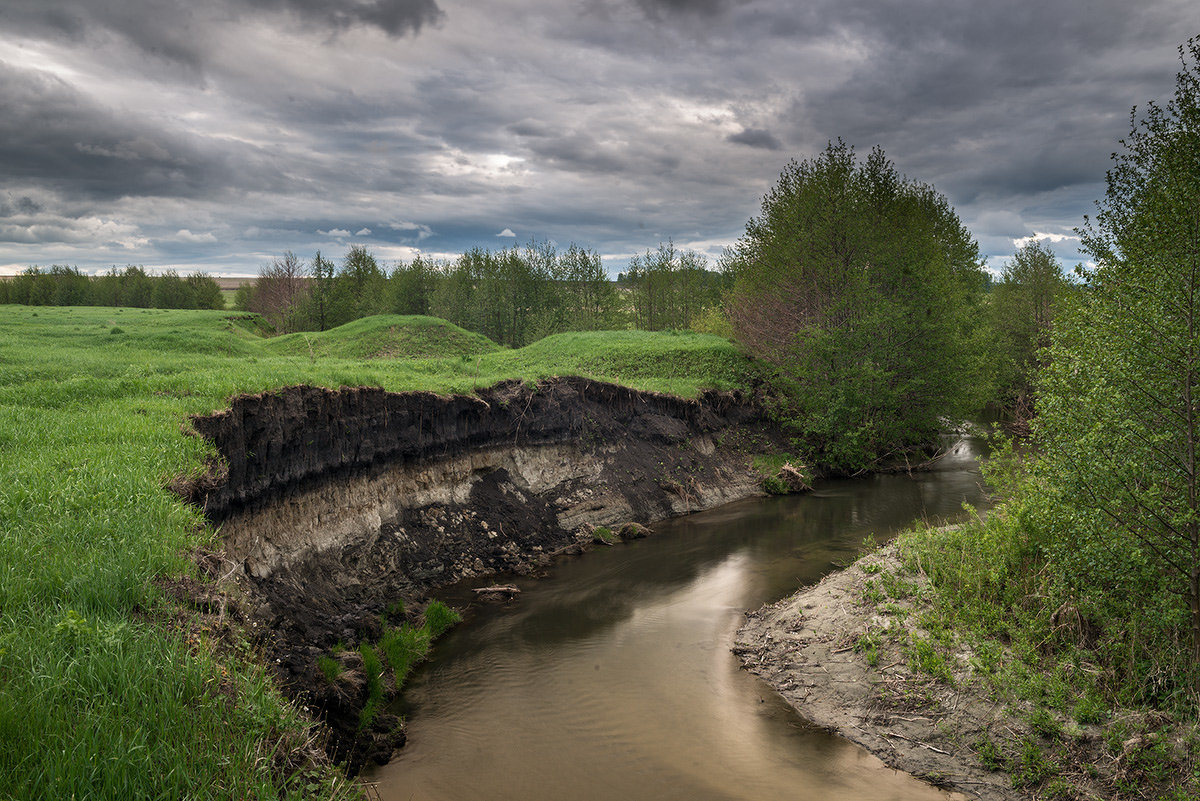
[367,435,989,800]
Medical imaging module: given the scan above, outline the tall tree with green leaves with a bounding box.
[725,141,987,473]
[988,240,1070,424]
[1033,37,1200,676]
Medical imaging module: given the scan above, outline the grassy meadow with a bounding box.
[0,304,756,799]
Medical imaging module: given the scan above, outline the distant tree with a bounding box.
[0,278,9,305]
[7,269,38,305]
[151,271,197,309]
[626,242,724,331]
[988,241,1070,424]
[304,250,335,330]
[557,244,621,331]
[92,271,122,306]
[339,245,387,319]
[48,266,92,306]
[27,269,54,306]
[117,266,154,308]
[186,273,225,310]
[247,251,308,330]
[725,141,987,473]
[387,254,435,317]
[232,282,255,313]
[1032,37,1200,678]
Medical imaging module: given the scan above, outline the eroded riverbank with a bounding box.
[179,376,790,767]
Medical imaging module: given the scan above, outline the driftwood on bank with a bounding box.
[471,585,521,596]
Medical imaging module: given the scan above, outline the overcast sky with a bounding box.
[0,0,1192,277]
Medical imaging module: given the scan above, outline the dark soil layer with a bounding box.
[180,376,788,770]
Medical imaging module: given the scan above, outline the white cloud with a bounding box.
[1012,231,1081,249]
[318,228,351,238]
[173,228,217,243]
[355,227,372,236]
[388,221,434,240]
[496,227,516,237]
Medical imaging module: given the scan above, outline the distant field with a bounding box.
[213,276,255,291]
[0,305,756,799]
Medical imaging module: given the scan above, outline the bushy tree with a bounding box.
[186,273,225,310]
[47,266,93,306]
[557,244,621,330]
[151,271,197,309]
[387,255,435,317]
[246,251,309,330]
[1031,37,1200,684]
[117,266,154,308]
[988,241,1070,424]
[725,141,987,472]
[623,242,724,331]
[339,245,387,320]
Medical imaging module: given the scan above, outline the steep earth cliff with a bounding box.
[180,376,787,767]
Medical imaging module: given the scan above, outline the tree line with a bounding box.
[236,241,731,347]
[0,265,225,310]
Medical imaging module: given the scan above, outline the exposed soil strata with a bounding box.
[181,376,787,769]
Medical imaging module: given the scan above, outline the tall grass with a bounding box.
[0,305,753,799]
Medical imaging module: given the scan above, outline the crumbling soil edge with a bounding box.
[734,542,1025,801]
[176,375,795,771]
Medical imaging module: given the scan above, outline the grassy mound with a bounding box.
[262,315,503,361]
[0,305,757,799]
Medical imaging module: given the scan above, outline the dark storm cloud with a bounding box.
[630,0,745,18]
[727,128,782,151]
[779,0,1188,205]
[0,61,285,201]
[0,0,1193,274]
[3,0,442,67]
[247,0,443,36]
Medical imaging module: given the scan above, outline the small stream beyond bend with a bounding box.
[368,436,989,800]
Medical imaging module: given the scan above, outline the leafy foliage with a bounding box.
[618,241,728,331]
[1031,36,1200,683]
[3,266,225,310]
[987,241,1070,424]
[725,141,988,472]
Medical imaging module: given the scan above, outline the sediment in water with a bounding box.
[178,376,788,769]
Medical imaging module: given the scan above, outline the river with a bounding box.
[367,434,989,800]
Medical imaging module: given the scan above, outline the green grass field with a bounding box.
[0,305,756,799]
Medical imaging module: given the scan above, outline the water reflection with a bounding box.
[368,436,987,800]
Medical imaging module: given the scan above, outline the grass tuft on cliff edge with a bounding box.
[0,305,758,800]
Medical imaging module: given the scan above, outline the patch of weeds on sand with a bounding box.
[1011,737,1052,789]
[861,579,885,605]
[357,644,384,731]
[872,678,939,713]
[904,634,955,686]
[973,734,1005,771]
[1028,707,1063,740]
[591,525,619,545]
[1071,688,1107,725]
[855,630,881,667]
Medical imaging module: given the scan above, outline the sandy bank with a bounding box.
[734,542,1026,801]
